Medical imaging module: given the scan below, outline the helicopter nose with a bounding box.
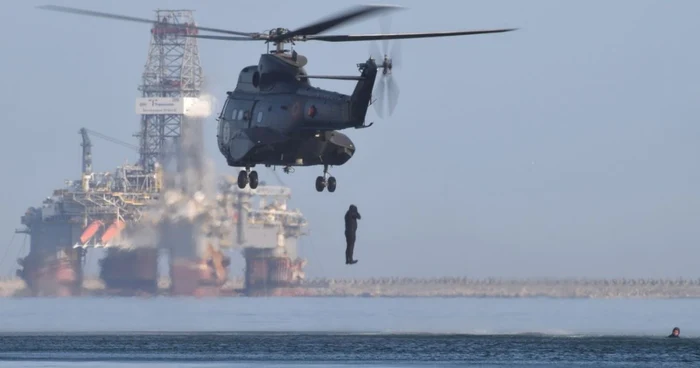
[345,144,356,156]
[340,144,356,161]
[327,132,355,163]
[337,144,355,164]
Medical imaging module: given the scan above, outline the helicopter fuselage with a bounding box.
[216,53,378,169]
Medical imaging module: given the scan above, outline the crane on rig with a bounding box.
[77,127,144,193]
[79,128,140,172]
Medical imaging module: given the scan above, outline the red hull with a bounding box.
[17,255,81,297]
[169,250,231,297]
[243,247,306,296]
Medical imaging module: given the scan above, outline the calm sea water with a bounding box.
[0,297,697,367]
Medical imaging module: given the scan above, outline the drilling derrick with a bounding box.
[98,9,213,296]
[135,10,203,172]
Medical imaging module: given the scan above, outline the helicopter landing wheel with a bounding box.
[249,170,259,189]
[327,176,337,192]
[237,170,249,189]
[315,176,326,192]
[316,164,336,193]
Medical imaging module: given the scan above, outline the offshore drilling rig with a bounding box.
[15,9,309,297]
[219,178,309,296]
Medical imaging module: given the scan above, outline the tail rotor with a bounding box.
[370,16,401,119]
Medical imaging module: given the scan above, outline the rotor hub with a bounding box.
[381,56,392,74]
[271,28,290,38]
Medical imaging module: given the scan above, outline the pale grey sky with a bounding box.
[1,0,699,279]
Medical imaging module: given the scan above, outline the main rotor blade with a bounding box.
[306,28,517,42]
[37,5,259,38]
[184,35,263,41]
[281,4,403,41]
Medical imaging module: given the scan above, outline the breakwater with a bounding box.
[302,277,700,298]
[1,277,699,298]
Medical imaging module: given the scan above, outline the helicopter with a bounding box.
[38,4,516,193]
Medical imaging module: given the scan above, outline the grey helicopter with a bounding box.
[38,4,516,192]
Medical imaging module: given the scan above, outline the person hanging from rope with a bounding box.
[344,204,361,265]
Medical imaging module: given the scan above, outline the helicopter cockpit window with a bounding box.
[256,111,263,123]
[237,110,244,120]
[224,101,236,121]
[228,108,238,120]
[219,99,230,119]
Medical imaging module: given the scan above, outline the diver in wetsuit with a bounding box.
[668,327,680,338]
[344,204,361,265]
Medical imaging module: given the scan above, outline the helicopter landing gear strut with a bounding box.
[315,165,336,193]
[237,166,259,189]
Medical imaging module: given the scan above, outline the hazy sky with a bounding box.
[1,0,699,279]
